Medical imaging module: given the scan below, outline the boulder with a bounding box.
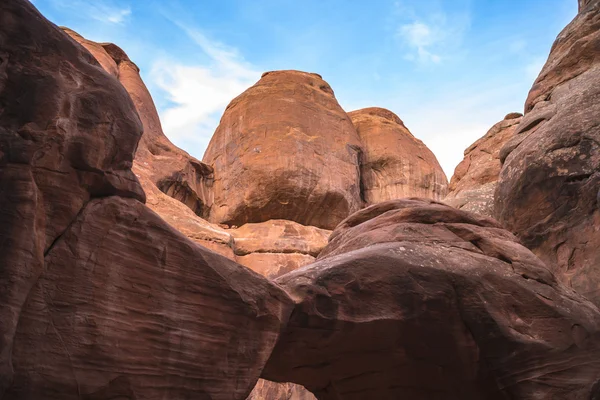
[263,199,600,400]
[62,31,324,400]
[348,107,448,203]
[445,113,522,217]
[1,2,293,398]
[495,0,600,306]
[203,70,364,230]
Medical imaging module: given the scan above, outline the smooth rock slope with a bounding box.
[263,199,600,400]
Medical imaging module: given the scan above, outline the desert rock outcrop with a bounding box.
[263,199,600,400]
[348,107,448,203]
[232,220,330,279]
[203,70,364,230]
[495,0,600,306]
[63,28,229,253]
[445,113,522,217]
[1,2,293,398]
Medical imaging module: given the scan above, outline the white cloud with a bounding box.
[101,7,131,24]
[50,0,131,25]
[395,4,470,65]
[150,26,260,159]
[400,21,442,63]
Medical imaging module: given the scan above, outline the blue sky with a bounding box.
[31,0,577,177]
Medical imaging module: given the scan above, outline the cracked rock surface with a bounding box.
[202,70,364,230]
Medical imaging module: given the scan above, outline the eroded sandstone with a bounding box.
[349,107,448,204]
[203,70,364,230]
[495,0,600,306]
[1,2,294,398]
[263,199,600,400]
[445,113,522,217]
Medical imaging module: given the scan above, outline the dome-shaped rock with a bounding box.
[203,70,364,230]
[348,107,448,204]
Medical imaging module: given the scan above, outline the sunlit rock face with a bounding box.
[203,70,364,230]
[349,107,448,204]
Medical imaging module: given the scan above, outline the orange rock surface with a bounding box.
[349,107,448,203]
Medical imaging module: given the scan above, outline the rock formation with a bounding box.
[445,113,522,217]
[0,2,293,398]
[495,0,600,307]
[232,220,330,279]
[203,70,364,230]
[59,32,331,399]
[262,199,600,400]
[63,27,233,257]
[348,107,448,203]
[248,380,316,400]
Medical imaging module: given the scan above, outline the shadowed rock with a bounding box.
[262,199,600,400]
[1,2,294,398]
[495,0,600,307]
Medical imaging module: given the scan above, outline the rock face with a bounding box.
[445,113,522,217]
[203,70,364,230]
[262,199,600,400]
[348,107,448,203]
[1,1,293,398]
[63,28,229,254]
[232,220,330,279]
[0,1,143,392]
[248,380,316,400]
[8,198,293,400]
[495,1,600,307]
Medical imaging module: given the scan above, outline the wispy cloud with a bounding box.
[394,2,470,64]
[50,0,131,25]
[150,24,260,159]
[399,21,442,63]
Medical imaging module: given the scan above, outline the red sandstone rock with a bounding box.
[1,2,293,398]
[7,197,292,399]
[445,113,522,217]
[495,0,600,307]
[0,1,143,392]
[50,32,319,400]
[348,107,448,203]
[63,28,226,251]
[203,70,364,230]
[248,380,316,400]
[263,199,600,399]
[231,220,330,278]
